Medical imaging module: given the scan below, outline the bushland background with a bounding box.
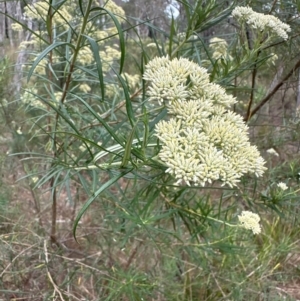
[1,0,300,300]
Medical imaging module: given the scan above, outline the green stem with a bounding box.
[165,198,235,228]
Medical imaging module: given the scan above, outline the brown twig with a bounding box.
[268,0,279,14]
[44,240,66,301]
[50,176,58,244]
[124,241,142,270]
[245,57,300,121]
[262,33,300,51]
[0,243,38,278]
[46,3,59,245]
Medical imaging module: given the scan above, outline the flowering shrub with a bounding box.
[5,0,300,298]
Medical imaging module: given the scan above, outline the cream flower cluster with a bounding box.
[21,89,63,109]
[277,182,288,191]
[99,45,121,72]
[144,57,266,187]
[266,148,279,156]
[238,211,261,234]
[209,37,232,60]
[122,73,140,91]
[24,1,72,29]
[77,47,94,66]
[11,23,23,32]
[79,84,91,93]
[232,6,291,41]
[104,0,126,22]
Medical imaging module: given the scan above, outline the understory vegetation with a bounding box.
[1,0,300,300]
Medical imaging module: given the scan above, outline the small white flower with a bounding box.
[79,84,91,93]
[266,148,279,156]
[238,211,261,234]
[277,182,288,191]
[79,145,86,152]
[31,176,39,183]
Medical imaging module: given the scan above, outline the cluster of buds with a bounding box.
[144,56,266,188]
[232,6,291,41]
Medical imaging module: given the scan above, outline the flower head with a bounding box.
[238,211,261,234]
[11,23,23,32]
[77,47,94,65]
[209,37,232,60]
[277,182,288,191]
[79,84,91,93]
[144,57,266,187]
[31,176,39,184]
[232,6,291,41]
[266,148,279,156]
[24,1,72,29]
[232,6,254,20]
[103,0,126,22]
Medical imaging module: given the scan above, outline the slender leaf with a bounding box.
[90,6,125,73]
[83,35,105,101]
[121,122,138,168]
[111,66,136,127]
[27,42,75,82]
[73,168,133,238]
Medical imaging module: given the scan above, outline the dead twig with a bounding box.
[43,240,66,301]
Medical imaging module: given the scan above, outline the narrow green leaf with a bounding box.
[83,35,105,101]
[142,107,149,153]
[90,6,125,73]
[54,131,123,160]
[73,169,133,239]
[78,0,85,16]
[72,93,125,146]
[52,0,67,8]
[111,66,136,127]
[177,0,191,31]
[27,42,75,82]
[200,7,232,33]
[149,107,167,131]
[46,4,52,37]
[168,14,176,57]
[121,122,138,168]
